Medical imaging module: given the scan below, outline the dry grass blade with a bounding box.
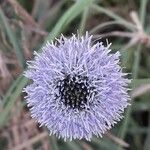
[93,10,150,51]
[121,37,139,50]
[131,84,150,98]
[106,132,129,148]
[8,0,37,27]
[80,141,92,150]
[0,51,12,94]
[12,132,48,150]
[23,25,48,36]
[93,31,134,38]
[0,8,24,68]
[8,0,47,35]
[89,21,121,34]
[0,51,12,80]
[94,30,150,48]
[130,11,143,32]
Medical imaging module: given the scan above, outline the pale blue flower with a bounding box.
[24,33,130,141]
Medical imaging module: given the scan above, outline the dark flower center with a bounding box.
[57,75,91,110]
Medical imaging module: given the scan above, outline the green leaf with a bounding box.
[79,7,89,35]
[0,76,28,126]
[45,0,93,42]
[0,8,25,68]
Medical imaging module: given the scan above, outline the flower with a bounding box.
[24,33,130,141]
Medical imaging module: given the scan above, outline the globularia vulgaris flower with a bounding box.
[24,33,130,141]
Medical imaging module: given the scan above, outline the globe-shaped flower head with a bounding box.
[24,33,130,141]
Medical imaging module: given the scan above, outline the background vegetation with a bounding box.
[0,0,150,149]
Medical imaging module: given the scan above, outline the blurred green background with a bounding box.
[0,0,150,150]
